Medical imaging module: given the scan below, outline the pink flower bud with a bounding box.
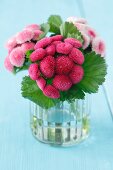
[28,63,40,80]
[43,85,60,99]
[46,44,56,55]
[30,48,46,62]
[64,38,82,48]
[34,37,52,49]
[36,77,46,90]
[56,42,73,55]
[51,35,63,41]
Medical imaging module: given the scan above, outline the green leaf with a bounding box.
[21,76,58,109]
[26,50,34,59]
[77,51,107,93]
[48,15,63,34]
[60,22,83,42]
[13,59,32,74]
[13,65,29,74]
[38,23,50,40]
[60,85,85,102]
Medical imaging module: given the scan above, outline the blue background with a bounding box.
[0,0,113,170]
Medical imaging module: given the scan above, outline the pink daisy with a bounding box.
[92,37,106,57]
[81,32,90,49]
[32,30,43,40]
[86,26,97,40]
[21,42,35,54]
[67,16,87,24]
[16,30,34,44]
[74,23,87,32]
[67,16,77,24]
[5,36,17,51]
[4,56,14,72]
[9,47,25,67]
[24,24,40,31]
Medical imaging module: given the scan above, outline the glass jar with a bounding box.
[30,95,91,146]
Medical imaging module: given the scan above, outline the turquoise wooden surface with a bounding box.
[0,0,113,169]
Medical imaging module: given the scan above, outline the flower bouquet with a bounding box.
[4,15,107,146]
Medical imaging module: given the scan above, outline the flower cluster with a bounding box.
[4,15,107,106]
[67,16,106,57]
[28,35,84,99]
[4,24,43,71]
